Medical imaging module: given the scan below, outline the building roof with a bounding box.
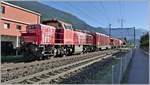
[1,1,41,16]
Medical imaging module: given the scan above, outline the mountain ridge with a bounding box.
[103,28,148,40]
[6,1,107,34]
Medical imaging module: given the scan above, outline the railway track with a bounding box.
[1,50,113,75]
[2,50,119,84]
[1,50,108,70]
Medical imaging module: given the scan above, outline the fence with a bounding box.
[112,48,135,84]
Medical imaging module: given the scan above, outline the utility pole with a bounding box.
[118,18,125,83]
[120,19,124,29]
[109,24,111,46]
[112,65,114,84]
[134,27,136,48]
[118,19,125,39]
[109,24,111,37]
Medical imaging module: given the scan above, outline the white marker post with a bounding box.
[112,65,114,84]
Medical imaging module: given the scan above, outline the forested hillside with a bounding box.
[7,1,106,34]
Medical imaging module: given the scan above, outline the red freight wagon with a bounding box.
[95,32,101,46]
[116,39,124,47]
[86,34,94,45]
[84,31,95,52]
[74,30,86,45]
[74,30,95,53]
[82,31,95,45]
[110,37,115,48]
[118,39,123,46]
[111,38,120,47]
[22,24,56,45]
[95,32,111,50]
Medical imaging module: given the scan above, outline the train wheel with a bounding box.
[40,56,47,60]
[53,48,57,57]
[23,52,34,62]
[62,48,66,57]
[37,53,43,60]
[62,54,66,57]
[80,51,84,54]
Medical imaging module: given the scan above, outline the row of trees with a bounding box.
[140,32,149,48]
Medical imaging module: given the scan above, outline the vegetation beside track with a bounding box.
[59,51,127,84]
[140,32,149,52]
[121,55,133,84]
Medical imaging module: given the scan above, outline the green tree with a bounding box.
[140,32,149,48]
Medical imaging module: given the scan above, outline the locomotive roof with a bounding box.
[40,24,56,28]
[95,32,109,37]
[42,19,72,26]
[28,24,56,29]
[111,37,123,41]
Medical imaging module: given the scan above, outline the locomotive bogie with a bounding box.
[74,30,87,45]
[83,45,95,53]
[54,45,74,56]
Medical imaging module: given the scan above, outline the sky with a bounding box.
[39,0,149,31]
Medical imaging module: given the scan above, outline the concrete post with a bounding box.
[0,35,1,58]
[112,65,114,84]
[16,36,19,55]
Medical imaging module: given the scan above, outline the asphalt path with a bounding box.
[128,48,149,84]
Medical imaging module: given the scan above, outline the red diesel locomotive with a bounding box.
[21,19,124,60]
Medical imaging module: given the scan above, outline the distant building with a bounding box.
[0,1,40,55]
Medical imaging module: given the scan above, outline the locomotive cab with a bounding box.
[42,19,75,56]
[21,25,40,45]
[21,24,56,61]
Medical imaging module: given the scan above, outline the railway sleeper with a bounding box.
[1,50,118,83]
[38,54,113,84]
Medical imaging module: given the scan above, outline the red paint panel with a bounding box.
[40,24,55,45]
[64,29,74,45]
[22,24,56,45]
[86,33,94,45]
[95,32,110,46]
[74,31,86,45]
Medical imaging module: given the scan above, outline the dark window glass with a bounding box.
[1,6,5,14]
[4,23,10,29]
[64,24,72,29]
[16,25,21,30]
[58,23,62,27]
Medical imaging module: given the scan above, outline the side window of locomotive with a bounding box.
[57,23,62,29]
[16,25,21,30]
[1,6,5,14]
[64,24,72,29]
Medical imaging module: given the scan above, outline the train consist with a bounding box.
[21,19,125,60]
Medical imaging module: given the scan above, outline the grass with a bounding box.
[121,53,133,83]
[97,51,130,84]
[88,58,119,84]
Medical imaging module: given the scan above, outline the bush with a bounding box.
[140,32,149,48]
